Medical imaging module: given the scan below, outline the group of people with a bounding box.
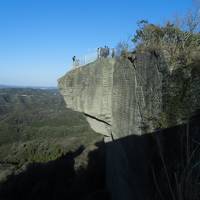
[97,46,115,59]
[72,46,115,67]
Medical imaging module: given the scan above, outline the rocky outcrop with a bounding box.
[58,53,165,139]
[59,51,200,138]
[58,51,200,200]
[59,59,115,137]
[111,51,166,137]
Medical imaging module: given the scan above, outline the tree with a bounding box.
[184,9,200,33]
[132,15,200,68]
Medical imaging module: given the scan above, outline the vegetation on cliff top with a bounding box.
[132,20,200,69]
[124,8,200,129]
[117,7,200,71]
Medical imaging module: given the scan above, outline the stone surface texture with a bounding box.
[59,52,200,138]
[59,59,115,137]
[58,51,200,200]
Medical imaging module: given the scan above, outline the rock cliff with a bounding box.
[59,59,115,137]
[58,51,200,139]
[58,51,200,200]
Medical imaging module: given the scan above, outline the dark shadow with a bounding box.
[0,144,110,200]
[0,113,200,200]
[105,113,200,200]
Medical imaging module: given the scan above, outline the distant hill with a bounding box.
[0,88,102,181]
[0,84,57,90]
[0,85,12,89]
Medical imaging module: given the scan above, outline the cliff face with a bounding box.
[58,51,200,200]
[59,59,115,137]
[59,53,163,139]
[59,51,200,139]
[111,52,165,138]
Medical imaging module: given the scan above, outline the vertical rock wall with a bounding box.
[58,52,200,200]
[58,59,115,136]
[112,52,165,139]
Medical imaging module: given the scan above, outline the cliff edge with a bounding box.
[58,51,200,200]
[59,51,200,139]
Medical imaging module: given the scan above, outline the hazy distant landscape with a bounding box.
[0,84,57,89]
[0,88,102,177]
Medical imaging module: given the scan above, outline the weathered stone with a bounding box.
[58,52,167,138]
[112,52,166,138]
[59,58,115,136]
[58,52,200,200]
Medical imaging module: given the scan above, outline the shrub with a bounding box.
[132,19,200,69]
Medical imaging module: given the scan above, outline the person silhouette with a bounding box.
[72,56,76,67]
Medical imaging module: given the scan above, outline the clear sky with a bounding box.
[0,0,194,87]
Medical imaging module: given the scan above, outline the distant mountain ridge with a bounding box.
[0,85,12,89]
[0,84,57,90]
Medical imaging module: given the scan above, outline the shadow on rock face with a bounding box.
[105,113,200,200]
[0,143,110,200]
[0,113,200,200]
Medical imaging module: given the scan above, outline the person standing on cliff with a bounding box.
[97,48,100,59]
[72,56,76,67]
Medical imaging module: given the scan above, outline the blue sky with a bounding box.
[0,0,194,87]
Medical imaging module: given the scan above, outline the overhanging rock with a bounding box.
[58,58,115,137]
[58,53,166,139]
[58,53,200,200]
